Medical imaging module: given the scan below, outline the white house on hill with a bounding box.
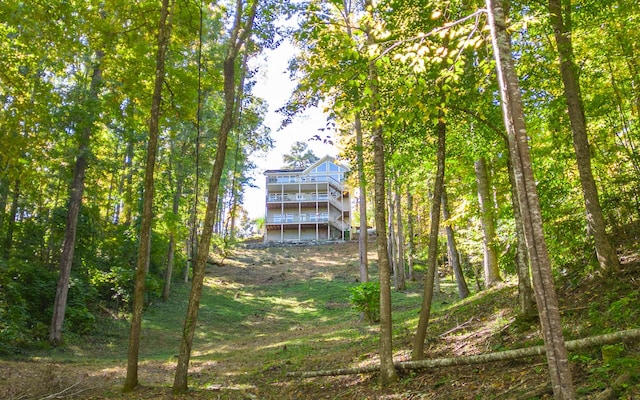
[263,155,351,243]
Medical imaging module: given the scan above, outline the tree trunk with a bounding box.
[355,113,369,283]
[549,0,619,272]
[412,110,446,360]
[173,0,257,391]
[474,157,502,287]
[163,175,182,301]
[2,180,19,258]
[387,181,399,289]
[507,156,536,317]
[442,187,469,299]
[364,0,398,384]
[122,137,135,226]
[0,176,9,236]
[395,183,406,291]
[123,0,173,391]
[49,50,104,346]
[288,328,640,378]
[406,191,415,281]
[486,1,575,398]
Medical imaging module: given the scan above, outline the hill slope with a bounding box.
[1,241,639,399]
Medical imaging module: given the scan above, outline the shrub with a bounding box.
[349,282,380,324]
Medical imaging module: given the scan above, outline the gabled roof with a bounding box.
[264,155,349,175]
[302,155,350,174]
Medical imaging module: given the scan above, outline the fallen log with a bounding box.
[286,328,640,378]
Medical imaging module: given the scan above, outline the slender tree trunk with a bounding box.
[442,187,469,299]
[163,176,182,301]
[124,0,173,390]
[363,0,397,384]
[387,182,398,288]
[2,180,19,258]
[0,176,9,236]
[486,1,575,398]
[122,137,135,226]
[353,0,397,384]
[412,110,446,360]
[407,191,415,281]
[173,0,257,391]
[474,157,502,287]
[355,113,369,283]
[49,51,104,346]
[549,0,619,272]
[395,183,406,291]
[507,156,536,317]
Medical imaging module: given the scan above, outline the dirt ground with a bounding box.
[1,241,639,399]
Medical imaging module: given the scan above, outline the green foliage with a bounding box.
[0,259,101,352]
[90,266,135,310]
[349,281,380,323]
[0,262,29,354]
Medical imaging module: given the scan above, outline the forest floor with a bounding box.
[1,240,640,399]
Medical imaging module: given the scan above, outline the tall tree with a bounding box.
[282,140,319,169]
[474,156,502,287]
[406,190,415,281]
[173,0,258,391]
[124,0,174,390]
[506,156,536,317]
[412,109,446,360]
[394,182,406,290]
[485,0,575,398]
[363,0,398,384]
[442,186,470,299]
[49,49,104,346]
[355,113,369,283]
[548,0,619,272]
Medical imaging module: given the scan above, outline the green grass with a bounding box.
[10,243,639,399]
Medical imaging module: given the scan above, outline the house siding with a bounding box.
[264,156,351,243]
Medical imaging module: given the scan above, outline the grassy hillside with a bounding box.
[1,241,639,399]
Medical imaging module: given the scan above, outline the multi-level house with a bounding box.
[264,155,351,243]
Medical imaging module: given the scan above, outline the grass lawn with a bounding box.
[1,242,639,399]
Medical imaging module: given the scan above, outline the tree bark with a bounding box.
[355,113,369,283]
[506,156,536,317]
[486,1,575,398]
[548,0,619,272]
[395,183,406,290]
[406,191,415,281]
[361,0,397,385]
[173,0,257,391]
[442,187,470,299]
[49,50,104,346]
[163,172,183,301]
[412,110,446,360]
[2,180,19,258]
[386,182,398,288]
[474,157,502,287]
[288,328,640,378]
[124,0,173,391]
[364,0,398,384]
